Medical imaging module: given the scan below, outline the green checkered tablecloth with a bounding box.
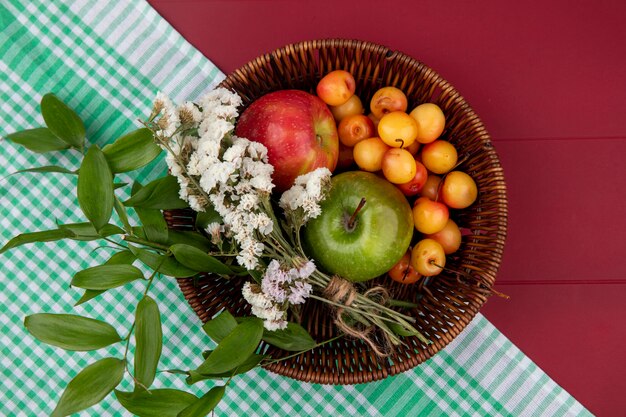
[0,1,592,416]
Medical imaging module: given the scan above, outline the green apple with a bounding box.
[303,171,414,282]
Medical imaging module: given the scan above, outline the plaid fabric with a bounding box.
[0,1,592,416]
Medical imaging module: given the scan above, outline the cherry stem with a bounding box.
[395,138,405,148]
[435,177,444,202]
[428,260,510,299]
[429,260,445,270]
[402,267,410,282]
[434,153,470,202]
[348,198,366,229]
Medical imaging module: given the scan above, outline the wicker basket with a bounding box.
[164,39,507,385]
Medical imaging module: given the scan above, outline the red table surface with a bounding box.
[148,1,626,415]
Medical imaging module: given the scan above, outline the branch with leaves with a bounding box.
[2,90,428,416]
[2,94,337,417]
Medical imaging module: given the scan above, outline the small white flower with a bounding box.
[297,260,316,279]
[200,87,242,120]
[263,319,288,331]
[222,139,248,163]
[279,168,332,223]
[178,101,202,124]
[198,117,234,143]
[258,260,314,306]
[261,260,289,303]
[247,141,269,161]
[205,222,222,244]
[249,212,273,235]
[158,99,180,137]
[249,175,274,194]
[236,238,264,270]
[239,194,259,211]
[288,280,312,305]
[242,282,272,309]
[187,195,206,212]
[154,91,173,115]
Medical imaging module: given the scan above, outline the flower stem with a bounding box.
[260,334,344,367]
[386,299,421,309]
[308,294,407,325]
[123,235,169,252]
[103,237,128,250]
[143,256,167,297]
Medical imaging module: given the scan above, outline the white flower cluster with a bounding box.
[242,259,315,331]
[153,92,179,137]
[152,88,275,270]
[279,167,332,223]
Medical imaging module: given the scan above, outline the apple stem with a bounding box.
[347,198,366,230]
[395,138,405,148]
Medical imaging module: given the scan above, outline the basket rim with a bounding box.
[174,38,508,385]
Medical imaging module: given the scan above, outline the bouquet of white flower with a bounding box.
[148,87,423,342]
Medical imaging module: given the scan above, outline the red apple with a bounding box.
[235,90,339,192]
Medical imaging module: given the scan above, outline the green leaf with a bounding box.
[104,249,136,265]
[186,353,265,384]
[194,206,222,230]
[123,175,188,210]
[248,269,263,284]
[134,296,162,390]
[102,128,161,173]
[74,290,104,306]
[40,93,85,149]
[202,310,237,343]
[115,389,197,417]
[166,230,212,252]
[9,165,76,176]
[71,264,144,290]
[74,251,136,306]
[136,207,169,245]
[59,222,124,241]
[262,322,316,352]
[114,182,128,189]
[0,228,75,254]
[78,145,114,231]
[131,180,144,195]
[129,246,197,278]
[170,244,234,275]
[24,313,121,351]
[388,322,424,337]
[177,386,225,417]
[196,318,263,375]
[113,198,133,234]
[131,226,148,240]
[51,357,125,417]
[5,127,70,152]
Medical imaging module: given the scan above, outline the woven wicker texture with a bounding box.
[165,39,507,385]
